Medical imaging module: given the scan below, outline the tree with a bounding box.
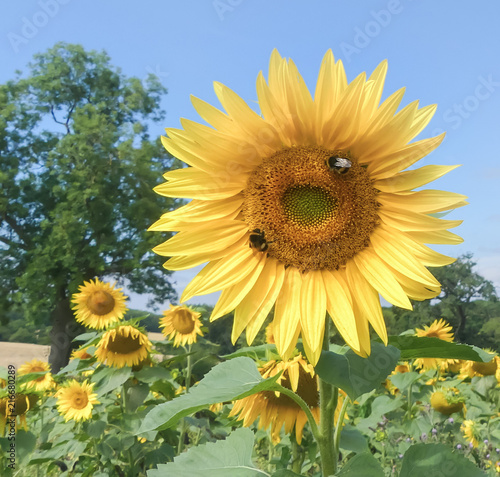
[430,252,497,344]
[0,43,178,371]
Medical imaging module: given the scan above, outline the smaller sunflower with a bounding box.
[18,359,54,392]
[460,354,499,378]
[0,393,38,433]
[461,419,481,448]
[56,380,99,422]
[430,390,464,416]
[159,305,203,347]
[384,362,410,395]
[415,319,454,371]
[72,278,128,329]
[230,354,327,444]
[70,346,93,361]
[95,325,152,368]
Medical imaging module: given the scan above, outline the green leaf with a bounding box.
[337,452,385,476]
[223,344,277,360]
[139,357,280,433]
[339,425,369,453]
[147,428,269,477]
[271,471,303,477]
[134,366,172,383]
[92,366,132,397]
[387,336,494,361]
[399,444,487,477]
[389,371,421,391]
[126,382,150,412]
[315,342,401,400]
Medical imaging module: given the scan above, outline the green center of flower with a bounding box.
[282,185,337,228]
[243,146,380,271]
[173,310,196,335]
[88,291,115,316]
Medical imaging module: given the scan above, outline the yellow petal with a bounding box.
[379,207,462,232]
[299,271,326,365]
[274,267,302,360]
[243,261,286,344]
[211,253,267,321]
[346,263,388,346]
[374,165,460,192]
[153,220,247,256]
[181,247,258,301]
[322,270,361,354]
[378,190,468,214]
[353,248,412,310]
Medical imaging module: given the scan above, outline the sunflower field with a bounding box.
[1,49,500,477]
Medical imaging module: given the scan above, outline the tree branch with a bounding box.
[2,213,31,249]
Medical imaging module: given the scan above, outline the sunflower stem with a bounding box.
[185,344,192,393]
[316,316,339,477]
[333,396,350,462]
[290,431,304,474]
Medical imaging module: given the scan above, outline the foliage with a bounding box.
[0,43,178,369]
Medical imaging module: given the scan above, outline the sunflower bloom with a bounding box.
[95,325,152,368]
[430,390,464,415]
[18,359,54,392]
[151,50,465,365]
[72,278,128,329]
[229,354,323,444]
[415,319,455,371]
[0,394,38,433]
[159,305,203,347]
[56,380,99,422]
[460,354,498,378]
[461,420,481,448]
[70,346,93,360]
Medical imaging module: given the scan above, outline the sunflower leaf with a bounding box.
[386,336,494,361]
[336,452,385,476]
[138,357,280,433]
[146,428,269,477]
[399,443,487,477]
[315,342,401,401]
[222,344,277,360]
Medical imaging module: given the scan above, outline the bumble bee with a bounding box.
[249,228,270,252]
[327,156,352,174]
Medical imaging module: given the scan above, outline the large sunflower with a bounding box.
[229,354,321,444]
[18,359,54,392]
[95,325,152,368]
[72,278,128,330]
[56,380,99,422]
[151,50,465,364]
[159,304,203,347]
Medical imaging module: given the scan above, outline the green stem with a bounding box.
[333,396,350,461]
[316,316,339,477]
[290,431,304,474]
[405,382,413,421]
[178,344,193,455]
[185,344,193,393]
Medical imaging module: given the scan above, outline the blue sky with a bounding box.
[2,1,500,309]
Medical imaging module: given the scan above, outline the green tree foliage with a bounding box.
[384,253,498,349]
[0,43,178,371]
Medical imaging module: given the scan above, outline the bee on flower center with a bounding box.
[327,156,352,174]
[249,228,272,252]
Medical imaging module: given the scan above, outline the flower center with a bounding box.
[243,146,380,271]
[71,391,89,410]
[87,291,115,316]
[282,185,337,228]
[108,330,143,354]
[173,309,196,334]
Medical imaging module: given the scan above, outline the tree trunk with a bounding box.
[48,297,80,373]
[455,305,468,343]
